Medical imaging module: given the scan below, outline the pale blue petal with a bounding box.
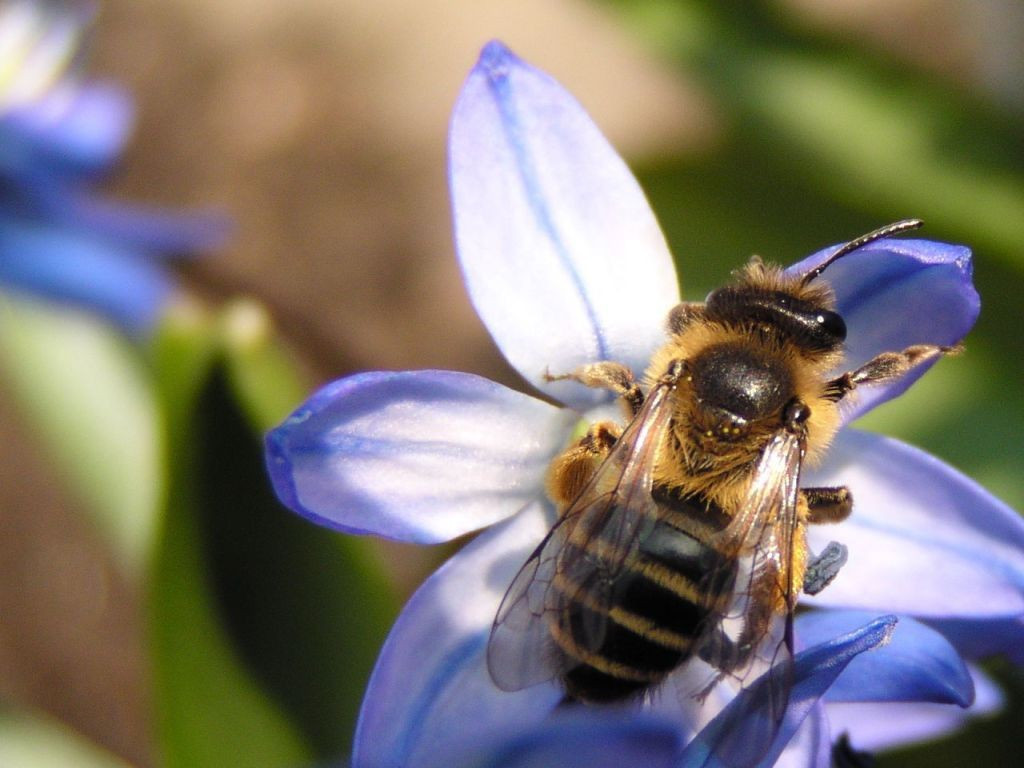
[264,370,573,544]
[770,704,831,768]
[825,665,1003,752]
[786,238,977,420]
[681,615,897,768]
[266,371,575,544]
[354,503,562,768]
[796,611,972,706]
[804,430,1024,617]
[465,710,683,768]
[450,41,679,410]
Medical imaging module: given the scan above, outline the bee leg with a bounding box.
[667,302,706,335]
[545,362,644,415]
[802,541,849,596]
[824,344,962,402]
[694,626,738,687]
[803,486,852,524]
[697,573,779,676]
[545,421,621,508]
[832,734,876,768]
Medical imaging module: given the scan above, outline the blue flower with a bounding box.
[443,707,687,768]
[0,0,225,333]
[266,41,1021,766]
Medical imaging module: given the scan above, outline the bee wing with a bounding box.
[486,378,677,692]
[699,429,805,767]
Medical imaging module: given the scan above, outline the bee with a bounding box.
[486,220,960,763]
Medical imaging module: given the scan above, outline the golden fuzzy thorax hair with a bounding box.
[642,256,845,511]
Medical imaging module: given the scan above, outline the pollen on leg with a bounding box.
[546,421,621,508]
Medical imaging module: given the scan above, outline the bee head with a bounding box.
[703,219,923,354]
[704,281,847,353]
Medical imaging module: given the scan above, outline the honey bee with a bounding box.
[487,220,960,764]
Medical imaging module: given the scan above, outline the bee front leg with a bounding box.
[824,344,962,402]
[545,362,643,416]
[545,421,621,509]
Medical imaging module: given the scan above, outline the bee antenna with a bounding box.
[800,219,923,287]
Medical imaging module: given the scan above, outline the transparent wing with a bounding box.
[486,377,677,692]
[699,429,805,767]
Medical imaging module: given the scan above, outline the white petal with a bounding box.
[772,703,831,768]
[266,370,574,544]
[354,502,563,768]
[450,42,679,409]
[804,430,1024,616]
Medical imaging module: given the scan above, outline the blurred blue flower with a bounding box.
[266,41,1022,767]
[0,0,225,333]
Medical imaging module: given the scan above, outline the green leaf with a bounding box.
[196,370,399,758]
[218,298,312,433]
[148,305,312,768]
[149,302,398,762]
[0,708,133,768]
[0,296,161,575]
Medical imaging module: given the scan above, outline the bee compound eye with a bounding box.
[815,310,846,343]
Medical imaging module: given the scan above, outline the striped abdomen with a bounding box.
[552,489,736,702]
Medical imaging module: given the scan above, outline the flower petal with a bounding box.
[0,216,172,332]
[45,192,232,255]
[681,615,898,768]
[266,370,575,544]
[0,0,90,112]
[266,370,569,544]
[786,238,977,420]
[770,703,831,768]
[797,610,972,706]
[1,81,133,178]
[804,430,1024,617]
[925,615,1024,664]
[450,41,679,409]
[824,665,1003,752]
[353,503,562,768]
[464,710,683,768]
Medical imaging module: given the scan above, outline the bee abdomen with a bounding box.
[554,500,736,703]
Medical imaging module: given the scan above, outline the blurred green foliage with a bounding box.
[0,297,399,766]
[0,298,162,575]
[0,708,134,768]
[147,303,399,766]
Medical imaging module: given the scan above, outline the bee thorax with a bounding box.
[679,342,795,451]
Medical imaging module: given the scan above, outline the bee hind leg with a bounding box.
[545,362,643,415]
[803,486,852,524]
[801,488,851,595]
[545,421,621,508]
[824,344,962,402]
